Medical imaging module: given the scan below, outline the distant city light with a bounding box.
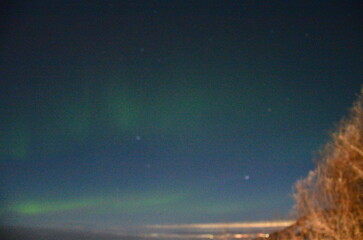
[148,220,295,229]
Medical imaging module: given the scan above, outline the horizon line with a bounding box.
[147,220,295,229]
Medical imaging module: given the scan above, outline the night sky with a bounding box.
[0,0,362,230]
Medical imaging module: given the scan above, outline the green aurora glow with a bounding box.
[4,192,186,216]
[2,190,288,219]
[0,79,224,159]
[1,0,361,228]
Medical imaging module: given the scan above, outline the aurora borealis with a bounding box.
[1,0,362,231]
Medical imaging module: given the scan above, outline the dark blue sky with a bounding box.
[0,0,362,229]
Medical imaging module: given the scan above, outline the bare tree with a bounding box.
[292,87,363,239]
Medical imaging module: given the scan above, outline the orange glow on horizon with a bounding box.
[147,220,295,229]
